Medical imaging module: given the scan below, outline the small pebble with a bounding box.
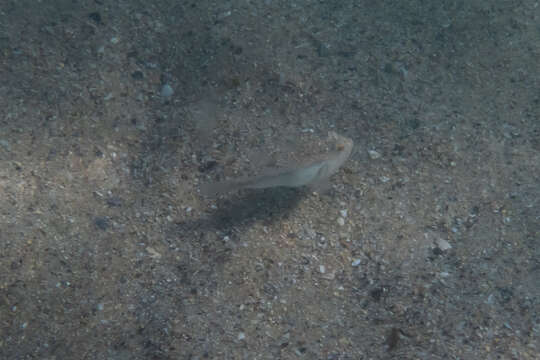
[160,84,174,97]
[238,332,245,340]
[368,149,381,159]
[435,238,452,251]
[0,139,10,151]
[131,71,144,80]
[340,209,348,218]
[94,217,109,230]
[319,265,326,274]
[337,217,345,226]
[351,259,361,267]
[88,12,102,24]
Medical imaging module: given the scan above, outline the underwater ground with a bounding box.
[1,1,538,358]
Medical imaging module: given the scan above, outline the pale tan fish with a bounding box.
[200,132,353,196]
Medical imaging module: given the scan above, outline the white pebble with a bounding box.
[337,217,345,226]
[319,265,326,274]
[435,238,452,251]
[351,259,361,267]
[368,149,381,159]
[238,332,245,340]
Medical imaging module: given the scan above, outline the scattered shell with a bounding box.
[146,247,162,259]
[322,271,335,280]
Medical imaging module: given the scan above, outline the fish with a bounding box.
[200,132,353,196]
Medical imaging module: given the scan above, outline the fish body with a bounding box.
[201,132,353,196]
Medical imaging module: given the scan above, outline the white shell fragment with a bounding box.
[435,238,452,251]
